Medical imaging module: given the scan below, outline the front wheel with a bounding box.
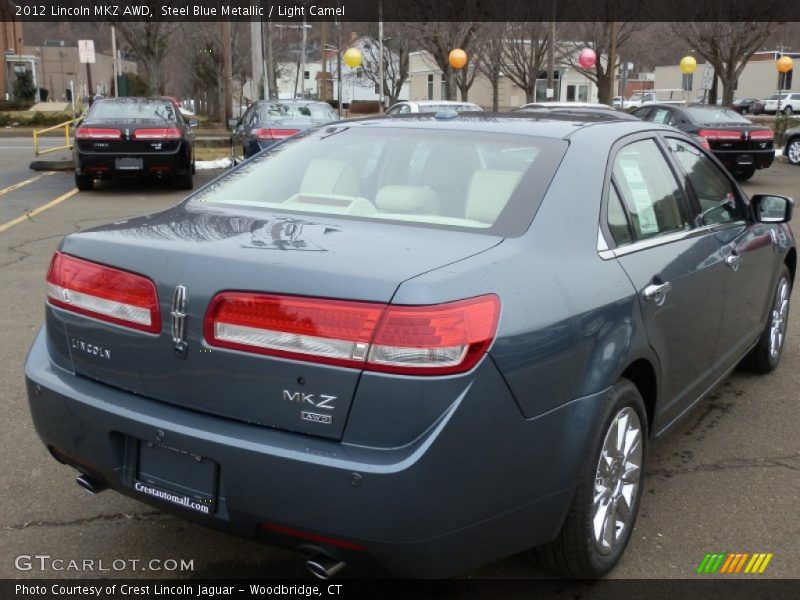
[530,379,647,578]
[741,265,791,374]
[786,138,800,166]
[785,105,794,116]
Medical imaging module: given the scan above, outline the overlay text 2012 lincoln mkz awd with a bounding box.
[25,113,795,578]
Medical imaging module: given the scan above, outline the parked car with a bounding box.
[763,92,800,115]
[385,100,483,114]
[731,98,760,114]
[73,97,197,191]
[517,104,639,120]
[631,103,774,180]
[749,98,767,115]
[783,125,800,166]
[229,100,338,164]
[612,96,625,109]
[519,101,614,111]
[27,113,794,579]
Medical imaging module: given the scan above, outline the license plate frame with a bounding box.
[135,441,218,515]
[115,157,144,171]
[736,154,754,165]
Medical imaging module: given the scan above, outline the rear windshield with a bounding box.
[685,107,749,124]
[88,100,178,121]
[282,103,337,121]
[191,126,567,237]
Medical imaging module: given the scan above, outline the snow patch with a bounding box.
[196,158,231,170]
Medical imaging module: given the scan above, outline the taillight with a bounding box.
[750,130,774,140]
[75,127,121,140]
[256,128,300,141]
[696,137,711,151]
[133,127,181,140]
[205,293,500,375]
[46,252,161,334]
[697,129,742,141]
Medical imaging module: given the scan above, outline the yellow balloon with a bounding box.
[449,48,468,70]
[343,48,362,69]
[679,56,697,75]
[777,55,794,74]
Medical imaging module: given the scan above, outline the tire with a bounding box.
[530,378,647,578]
[173,172,194,190]
[785,105,794,116]
[732,167,755,181]
[741,265,791,374]
[74,173,93,191]
[786,138,800,166]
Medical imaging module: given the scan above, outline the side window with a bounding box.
[650,108,672,125]
[607,184,634,246]
[398,104,412,114]
[612,139,690,240]
[632,107,651,121]
[666,138,743,225]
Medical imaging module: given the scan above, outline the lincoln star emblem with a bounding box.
[171,284,188,358]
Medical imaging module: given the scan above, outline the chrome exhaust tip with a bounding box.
[75,474,106,495]
[305,555,346,579]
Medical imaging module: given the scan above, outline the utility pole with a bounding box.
[221,20,233,123]
[337,11,342,116]
[378,0,384,112]
[300,16,307,99]
[546,0,556,99]
[251,17,264,101]
[111,26,118,98]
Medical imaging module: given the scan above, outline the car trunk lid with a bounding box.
[51,205,501,440]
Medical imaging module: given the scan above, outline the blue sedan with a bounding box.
[26,112,794,578]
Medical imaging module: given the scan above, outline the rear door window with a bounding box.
[612,139,691,239]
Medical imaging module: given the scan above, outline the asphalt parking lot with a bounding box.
[1,141,799,580]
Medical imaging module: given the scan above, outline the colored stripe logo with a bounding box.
[696,552,773,574]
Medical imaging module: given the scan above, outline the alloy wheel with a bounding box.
[788,141,800,165]
[592,407,642,556]
[769,277,790,361]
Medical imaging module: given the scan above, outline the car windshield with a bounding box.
[191,126,566,236]
[88,100,177,121]
[685,107,750,124]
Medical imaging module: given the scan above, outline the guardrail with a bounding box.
[32,116,82,157]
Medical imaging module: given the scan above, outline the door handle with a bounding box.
[726,252,743,271]
[643,281,672,302]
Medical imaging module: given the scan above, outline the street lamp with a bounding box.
[776,54,793,119]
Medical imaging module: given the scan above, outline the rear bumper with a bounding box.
[712,148,774,170]
[25,327,604,577]
[75,145,191,177]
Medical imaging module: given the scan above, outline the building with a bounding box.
[1,0,25,100]
[24,42,138,102]
[654,51,800,103]
[408,48,599,109]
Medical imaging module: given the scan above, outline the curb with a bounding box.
[29,160,73,172]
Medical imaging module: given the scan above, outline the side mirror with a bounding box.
[188,119,199,127]
[227,119,239,128]
[752,194,793,223]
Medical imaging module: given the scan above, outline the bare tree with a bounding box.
[360,25,410,106]
[501,22,550,104]
[398,21,482,100]
[473,24,508,111]
[671,22,780,105]
[115,19,177,95]
[563,22,640,105]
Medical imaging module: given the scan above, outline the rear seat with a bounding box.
[465,170,523,224]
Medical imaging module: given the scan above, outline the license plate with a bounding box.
[737,155,754,165]
[135,442,217,515]
[115,157,143,171]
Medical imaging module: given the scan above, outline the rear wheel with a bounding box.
[74,173,93,191]
[732,167,755,181]
[786,138,800,166]
[174,172,194,190]
[530,379,647,578]
[741,265,791,374]
[785,105,794,116]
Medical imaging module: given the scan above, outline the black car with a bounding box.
[516,105,639,121]
[632,104,774,181]
[230,100,339,164]
[74,98,197,191]
[731,98,760,114]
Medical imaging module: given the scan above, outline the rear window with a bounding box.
[283,103,336,121]
[191,126,567,237]
[88,100,178,121]
[684,107,749,124]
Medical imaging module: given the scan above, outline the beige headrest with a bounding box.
[375,185,439,214]
[466,170,522,223]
